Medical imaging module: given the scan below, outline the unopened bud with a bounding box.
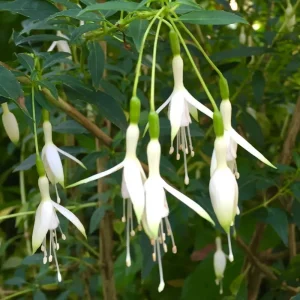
[1,103,19,144]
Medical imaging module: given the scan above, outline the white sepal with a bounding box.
[52,201,87,239]
[67,162,124,188]
[229,128,276,168]
[57,148,86,170]
[184,91,213,118]
[162,180,215,226]
[123,158,145,223]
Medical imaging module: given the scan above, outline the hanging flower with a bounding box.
[67,122,146,267]
[210,99,275,178]
[214,237,227,295]
[47,30,72,55]
[143,116,215,292]
[1,102,19,144]
[32,176,86,282]
[149,55,213,185]
[41,120,86,202]
[209,133,238,262]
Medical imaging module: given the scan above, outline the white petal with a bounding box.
[67,162,124,188]
[169,91,186,145]
[142,97,172,137]
[228,128,276,168]
[162,180,215,225]
[52,201,87,239]
[144,177,165,239]
[209,168,237,233]
[32,199,54,253]
[184,91,213,118]
[57,147,86,169]
[43,143,64,186]
[123,159,145,224]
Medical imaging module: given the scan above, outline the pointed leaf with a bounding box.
[87,41,105,90]
[128,20,149,52]
[179,10,248,25]
[89,205,111,234]
[0,66,23,101]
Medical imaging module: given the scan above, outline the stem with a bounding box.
[2,289,33,300]
[31,85,40,157]
[177,19,225,80]
[169,18,218,112]
[20,141,31,255]
[150,18,163,111]
[132,7,165,97]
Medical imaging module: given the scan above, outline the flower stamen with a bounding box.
[156,240,165,293]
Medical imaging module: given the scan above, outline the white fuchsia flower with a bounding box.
[214,237,227,295]
[67,123,146,267]
[210,99,275,178]
[41,121,86,202]
[1,102,19,144]
[32,176,86,282]
[153,55,213,185]
[209,134,238,261]
[144,137,215,292]
[47,31,71,54]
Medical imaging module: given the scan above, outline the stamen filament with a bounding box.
[227,231,234,262]
[156,240,165,292]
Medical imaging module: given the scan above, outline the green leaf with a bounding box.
[33,290,47,300]
[48,8,103,22]
[266,208,288,246]
[16,53,34,73]
[179,10,248,25]
[15,34,68,46]
[175,0,203,14]
[291,295,300,300]
[89,205,111,234]
[53,120,88,134]
[79,1,141,15]
[128,19,149,52]
[0,0,59,20]
[13,153,36,172]
[87,41,105,90]
[70,24,100,42]
[137,0,148,9]
[0,66,23,101]
[38,80,58,99]
[88,91,127,130]
[252,71,265,104]
[43,52,71,69]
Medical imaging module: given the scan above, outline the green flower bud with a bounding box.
[36,156,45,177]
[169,30,181,56]
[219,77,229,100]
[213,111,224,137]
[148,111,160,139]
[129,96,141,124]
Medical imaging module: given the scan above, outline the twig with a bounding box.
[280,95,300,261]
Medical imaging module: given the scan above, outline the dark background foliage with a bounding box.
[0,0,300,299]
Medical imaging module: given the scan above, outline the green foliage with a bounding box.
[0,0,300,299]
